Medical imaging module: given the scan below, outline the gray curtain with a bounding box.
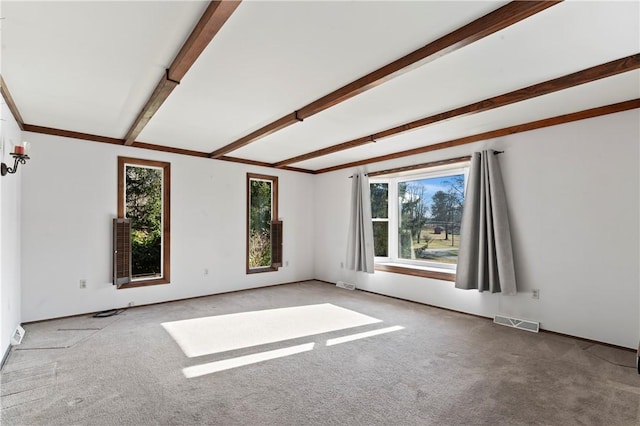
[455,150,517,295]
[346,170,375,273]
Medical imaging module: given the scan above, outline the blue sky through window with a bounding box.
[401,174,464,208]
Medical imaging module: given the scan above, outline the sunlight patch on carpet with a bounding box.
[162,303,381,357]
[326,326,404,346]
[183,343,315,378]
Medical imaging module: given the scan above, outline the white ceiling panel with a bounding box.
[138,0,506,151]
[2,1,208,138]
[2,1,638,173]
[292,70,640,171]
[232,0,640,163]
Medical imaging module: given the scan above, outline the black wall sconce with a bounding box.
[1,142,30,177]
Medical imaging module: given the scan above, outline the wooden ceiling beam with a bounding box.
[217,155,315,174]
[0,75,25,130]
[276,54,640,167]
[315,99,640,174]
[123,74,179,146]
[18,99,640,175]
[21,123,314,174]
[23,124,124,145]
[168,1,242,82]
[209,0,560,159]
[209,113,301,159]
[367,156,473,178]
[123,1,241,146]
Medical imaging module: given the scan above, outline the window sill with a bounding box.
[118,277,170,289]
[247,266,278,274]
[374,263,456,282]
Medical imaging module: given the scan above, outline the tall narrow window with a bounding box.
[247,173,280,273]
[117,157,170,287]
[370,182,389,258]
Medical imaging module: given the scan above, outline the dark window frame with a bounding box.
[246,173,280,274]
[117,156,171,288]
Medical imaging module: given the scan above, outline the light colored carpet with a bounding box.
[1,280,638,425]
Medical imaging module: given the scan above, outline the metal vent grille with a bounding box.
[494,315,539,333]
[336,281,356,290]
[11,325,25,345]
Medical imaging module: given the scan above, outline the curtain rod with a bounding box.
[348,151,503,178]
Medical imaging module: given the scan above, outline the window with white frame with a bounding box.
[371,182,389,257]
[371,164,469,271]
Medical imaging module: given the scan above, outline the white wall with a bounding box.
[20,132,315,322]
[1,102,24,360]
[15,110,640,350]
[1,0,23,356]
[314,110,640,349]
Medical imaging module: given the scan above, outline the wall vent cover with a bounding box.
[336,281,356,291]
[494,315,539,333]
[11,325,25,345]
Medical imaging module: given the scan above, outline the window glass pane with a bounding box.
[125,165,162,279]
[373,221,388,257]
[249,179,272,268]
[398,174,464,264]
[370,183,388,219]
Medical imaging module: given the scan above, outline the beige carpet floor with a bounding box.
[1,280,638,425]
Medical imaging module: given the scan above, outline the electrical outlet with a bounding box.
[532,289,540,300]
[340,262,344,269]
[204,268,209,276]
[79,279,87,289]
[285,260,289,267]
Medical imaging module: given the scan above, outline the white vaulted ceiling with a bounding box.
[2,1,209,138]
[137,0,505,151]
[2,0,639,174]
